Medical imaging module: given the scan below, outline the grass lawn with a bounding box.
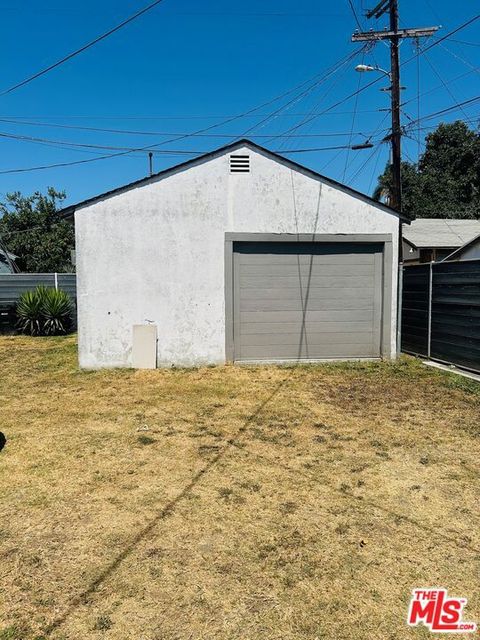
[0,335,479,640]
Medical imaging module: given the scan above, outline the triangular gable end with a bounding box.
[59,138,409,222]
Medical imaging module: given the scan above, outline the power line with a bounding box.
[349,140,386,185]
[422,52,472,123]
[313,16,480,132]
[419,14,480,55]
[414,37,421,158]
[267,14,473,140]
[273,72,382,139]
[342,49,365,180]
[0,109,385,121]
[346,110,391,181]
[0,113,387,140]
[0,143,380,175]
[0,128,393,157]
[347,0,363,31]
[5,14,472,156]
[0,50,369,174]
[406,95,480,126]
[445,38,480,47]
[433,41,480,76]
[2,15,477,177]
[401,67,479,108]
[272,48,365,152]
[0,0,168,96]
[0,60,346,171]
[0,128,391,147]
[367,142,385,194]
[241,49,362,138]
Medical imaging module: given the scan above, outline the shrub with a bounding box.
[16,287,47,336]
[42,288,73,335]
[16,286,73,336]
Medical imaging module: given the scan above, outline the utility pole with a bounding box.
[389,0,402,212]
[352,0,439,212]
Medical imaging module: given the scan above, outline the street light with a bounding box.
[355,64,392,81]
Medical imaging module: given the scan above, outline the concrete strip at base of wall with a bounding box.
[422,360,480,383]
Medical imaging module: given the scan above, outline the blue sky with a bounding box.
[0,0,478,207]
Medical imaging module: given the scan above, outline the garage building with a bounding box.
[63,140,406,368]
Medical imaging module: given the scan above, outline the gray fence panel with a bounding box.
[430,261,480,373]
[56,274,77,301]
[401,264,430,357]
[402,260,480,374]
[0,273,76,307]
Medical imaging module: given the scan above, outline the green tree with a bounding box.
[0,188,74,272]
[374,121,480,219]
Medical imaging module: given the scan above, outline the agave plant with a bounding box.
[16,286,73,336]
[16,286,48,336]
[42,288,73,335]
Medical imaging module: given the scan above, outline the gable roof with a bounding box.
[402,218,480,249]
[58,138,409,222]
[443,232,480,261]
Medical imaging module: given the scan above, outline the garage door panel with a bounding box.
[239,343,377,360]
[240,275,375,289]
[232,241,383,361]
[240,287,374,301]
[239,253,376,266]
[235,241,383,256]
[240,297,374,311]
[241,331,374,346]
[239,263,375,277]
[240,321,374,334]
[240,309,373,323]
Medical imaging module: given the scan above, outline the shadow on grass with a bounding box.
[43,372,294,636]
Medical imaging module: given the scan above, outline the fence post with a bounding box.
[54,272,58,291]
[397,264,403,355]
[427,262,433,358]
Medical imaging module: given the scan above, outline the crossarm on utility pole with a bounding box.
[351,1,439,213]
[352,26,439,41]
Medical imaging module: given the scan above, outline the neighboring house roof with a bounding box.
[402,218,480,249]
[58,138,410,222]
[443,232,480,261]
[0,249,17,273]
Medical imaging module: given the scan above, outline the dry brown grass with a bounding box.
[0,335,479,640]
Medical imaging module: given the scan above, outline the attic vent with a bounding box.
[229,154,250,173]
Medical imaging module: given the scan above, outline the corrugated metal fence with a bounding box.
[0,273,76,331]
[401,260,480,373]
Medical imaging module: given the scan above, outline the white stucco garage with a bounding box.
[64,140,406,369]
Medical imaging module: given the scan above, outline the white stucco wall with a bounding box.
[75,145,400,368]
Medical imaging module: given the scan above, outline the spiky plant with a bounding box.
[16,286,48,336]
[16,286,73,336]
[42,288,73,335]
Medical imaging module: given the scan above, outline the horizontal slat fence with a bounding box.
[401,260,480,373]
[0,273,76,332]
[401,264,430,357]
[0,273,76,306]
[430,261,480,372]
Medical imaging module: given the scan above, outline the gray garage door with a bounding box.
[233,241,384,361]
